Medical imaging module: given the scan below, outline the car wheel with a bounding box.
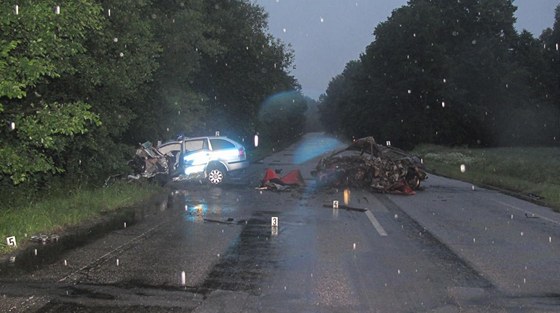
[207,165,226,185]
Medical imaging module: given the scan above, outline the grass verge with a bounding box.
[413,144,560,211]
[0,181,163,255]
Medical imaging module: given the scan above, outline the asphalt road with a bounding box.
[2,132,560,312]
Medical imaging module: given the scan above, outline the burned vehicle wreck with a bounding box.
[312,137,427,194]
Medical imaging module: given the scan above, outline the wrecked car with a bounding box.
[312,136,427,194]
[129,141,170,180]
[130,136,249,185]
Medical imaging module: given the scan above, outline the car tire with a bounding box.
[207,165,226,185]
[406,172,421,190]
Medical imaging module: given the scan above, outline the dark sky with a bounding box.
[254,0,559,99]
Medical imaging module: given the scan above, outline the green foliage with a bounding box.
[0,0,301,190]
[320,0,560,148]
[0,181,163,254]
[414,144,560,210]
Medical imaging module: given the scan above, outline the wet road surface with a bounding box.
[2,133,560,312]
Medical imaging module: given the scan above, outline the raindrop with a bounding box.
[394,214,398,219]
[407,89,412,94]
[282,28,287,33]
[108,9,111,17]
[472,39,477,45]
[123,222,127,228]
[113,37,118,43]
[9,122,15,131]
[473,238,476,243]
[217,253,220,257]
[181,271,186,286]
[119,52,124,57]
[511,214,514,219]
[443,78,447,83]
[54,5,60,15]
[460,164,466,173]
[556,43,559,51]
[14,5,19,15]
[472,185,475,191]
[353,243,356,250]
[442,101,446,108]
[523,278,526,284]
[34,249,38,256]
[397,269,401,275]
[520,232,524,236]
[116,259,120,266]
[452,31,459,36]
[320,17,324,23]
[549,236,552,243]
[64,260,68,266]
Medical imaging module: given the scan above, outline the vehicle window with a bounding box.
[184,139,206,152]
[158,142,181,156]
[210,139,235,151]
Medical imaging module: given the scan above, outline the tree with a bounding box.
[0,1,103,184]
[195,0,299,141]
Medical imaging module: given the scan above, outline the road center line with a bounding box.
[365,210,388,236]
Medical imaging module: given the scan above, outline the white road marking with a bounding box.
[492,199,560,226]
[365,210,388,236]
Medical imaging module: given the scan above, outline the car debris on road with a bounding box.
[258,168,306,191]
[312,136,427,195]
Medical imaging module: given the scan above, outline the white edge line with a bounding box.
[365,210,388,236]
[492,199,560,226]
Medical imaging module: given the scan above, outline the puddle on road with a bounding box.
[0,201,154,277]
[169,187,244,224]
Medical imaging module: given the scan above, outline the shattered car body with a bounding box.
[312,137,427,193]
[129,136,249,185]
[129,141,170,179]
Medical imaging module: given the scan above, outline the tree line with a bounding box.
[0,0,307,192]
[319,0,560,150]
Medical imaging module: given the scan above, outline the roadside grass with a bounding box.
[413,145,560,211]
[0,181,163,255]
[0,136,293,257]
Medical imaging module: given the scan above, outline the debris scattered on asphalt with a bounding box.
[322,203,367,212]
[312,136,427,194]
[30,234,60,245]
[258,168,305,191]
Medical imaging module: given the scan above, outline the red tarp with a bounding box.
[261,168,305,188]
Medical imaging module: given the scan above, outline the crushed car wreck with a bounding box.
[312,137,427,194]
[129,136,249,185]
